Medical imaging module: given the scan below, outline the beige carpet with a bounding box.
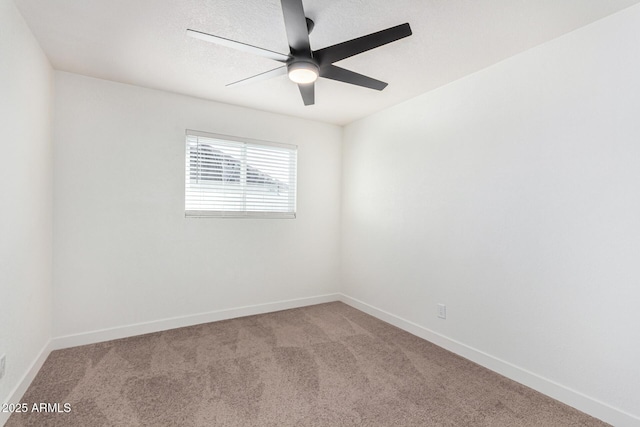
[7,302,608,426]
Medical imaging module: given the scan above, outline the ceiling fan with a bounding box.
[186,0,412,106]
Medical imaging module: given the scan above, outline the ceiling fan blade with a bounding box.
[186,29,289,62]
[298,83,315,105]
[314,23,412,65]
[320,65,387,90]
[226,66,288,87]
[280,0,312,56]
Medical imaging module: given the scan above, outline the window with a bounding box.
[185,130,297,218]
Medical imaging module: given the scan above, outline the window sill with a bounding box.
[185,210,296,219]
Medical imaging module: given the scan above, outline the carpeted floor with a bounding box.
[7,302,608,426]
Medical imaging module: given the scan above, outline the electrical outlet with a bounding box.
[0,354,5,380]
[437,304,447,319]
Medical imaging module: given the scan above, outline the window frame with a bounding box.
[184,130,297,219]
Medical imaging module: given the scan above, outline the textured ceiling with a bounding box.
[14,0,640,125]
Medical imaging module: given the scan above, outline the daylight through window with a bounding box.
[185,130,297,218]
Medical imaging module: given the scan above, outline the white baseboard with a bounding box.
[52,293,341,350]
[337,293,639,427]
[1,341,53,427]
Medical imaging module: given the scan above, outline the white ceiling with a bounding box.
[14,0,640,125]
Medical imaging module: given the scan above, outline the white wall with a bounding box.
[0,0,52,407]
[342,4,640,424]
[53,72,342,338]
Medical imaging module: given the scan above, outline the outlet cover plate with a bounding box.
[0,354,5,380]
[437,304,447,319]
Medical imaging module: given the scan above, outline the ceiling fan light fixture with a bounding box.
[288,61,319,84]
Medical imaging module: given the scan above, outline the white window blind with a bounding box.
[185,130,297,218]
